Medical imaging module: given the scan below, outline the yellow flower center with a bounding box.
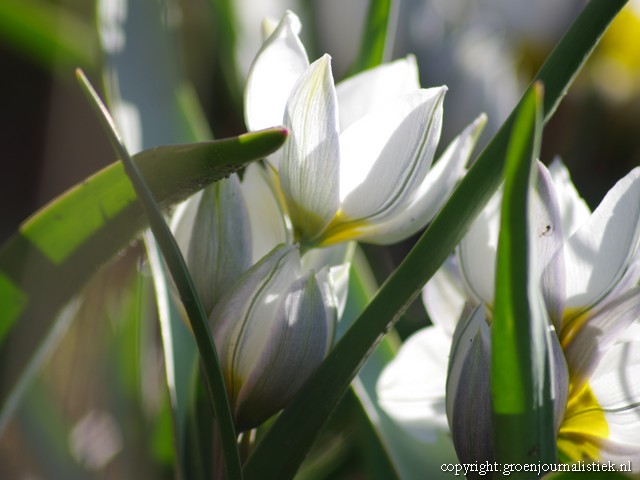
[557,381,609,462]
[305,210,370,247]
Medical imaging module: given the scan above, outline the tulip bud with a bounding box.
[171,174,252,314]
[446,306,569,477]
[446,306,494,469]
[210,244,336,431]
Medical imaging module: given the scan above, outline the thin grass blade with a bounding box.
[491,83,555,470]
[75,70,244,480]
[349,0,397,75]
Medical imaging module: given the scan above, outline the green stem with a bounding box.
[75,69,243,480]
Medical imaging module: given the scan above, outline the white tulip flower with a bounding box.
[170,174,252,315]
[244,10,486,247]
[377,161,640,467]
[210,244,337,431]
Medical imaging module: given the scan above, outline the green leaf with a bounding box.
[338,249,400,479]
[76,69,243,480]
[344,249,457,479]
[349,0,396,75]
[243,1,628,478]
[97,0,216,475]
[98,0,241,471]
[0,126,287,429]
[0,0,97,72]
[491,83,554,470]
[144,233,198,478]
[207,0,242,108]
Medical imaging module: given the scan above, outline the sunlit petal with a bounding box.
[354,113,486,244]
[376,326,451,443]
[564,167,640,310]
[235,270,335,431]
[534,163,566,329]
[575,341,640,464]
[592,339,640,434]
[171,176,252,314]
[281,54,341,241]
[458,190,501,306]
[241,164,292,263]
[302,242,355,320]
[548,158,591,239]
[244,11,309,132]
[562,286,640,390]
[422,255,469,336]
[339,87,446,222]
[336,55,421,130]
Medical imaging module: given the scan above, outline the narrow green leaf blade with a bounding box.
[491,83,552,470]
[0,127,287,427]
[243,2,627,478]
[75,70,243,480]
[144,233,198,478]
[344,250,457,479]
[97,0,214,474]
[349,0,396,75]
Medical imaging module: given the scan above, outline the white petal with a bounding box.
[563,286,640,390]
[533,163,566,330]
[170,190,202,257]
[260,16,278,41]
[211,245,299,407]
[244,11,309,132]
[458,189,502,306]
[446,306,493,464]
[564,167,640,310]
[170,176,253,314]
[302,242,355,321]
[376,326,451,443]
[336,55,421,131]
[446,305,489,422]
[235,270,335,430]
[601,253,640,307]
[589,341,640,464]
[281,54,341,241]
[619,320,640,343]
[186,177,252,313]
[241,164,292,263]
[354,113,486,244]
[548,158,591,239]
[339,87,446,223]
[422,255,470,336]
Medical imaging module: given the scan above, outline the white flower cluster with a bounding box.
[378,159,640,467]
[172,10,481,430]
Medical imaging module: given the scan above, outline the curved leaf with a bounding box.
[349,0,397,75]
[491,83,555,469]
[76,68,243,480]
[0,126,287,424]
